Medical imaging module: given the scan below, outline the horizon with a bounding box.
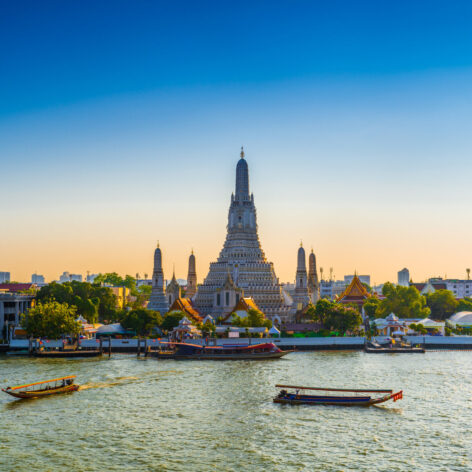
[1,1,472,284]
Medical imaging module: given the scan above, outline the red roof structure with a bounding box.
[0,283,36,293]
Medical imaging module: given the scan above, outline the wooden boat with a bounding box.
[274,384,403,406]
[364,340,425,353]
[150,342,292,360]
[32,348,102,358]
[2,376,79,399]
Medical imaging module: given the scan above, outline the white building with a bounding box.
[397,268,410,287]
[59,272,83,283]
[86,273,99,283]
[445,280,472,299]
[0,272,11,283]
[320,280,348,300]
[31,273,45,284]
[344,275,370,286]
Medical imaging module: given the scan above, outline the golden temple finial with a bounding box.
[157,240,159,248]
[300,240,303,248]
[191,248,194,255]
[240,146,245,158]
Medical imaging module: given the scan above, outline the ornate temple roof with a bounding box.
[222,296,263,322]
[233,296,262,313]
[337,274,371,302]
[168,297,202,323]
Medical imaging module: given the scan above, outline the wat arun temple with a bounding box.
[148,149,319,322]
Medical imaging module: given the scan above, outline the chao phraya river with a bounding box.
[1,351,471,471]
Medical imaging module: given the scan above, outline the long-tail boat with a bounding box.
[151,342,292,360]
[274,384,403,406]
[2,376,79,399]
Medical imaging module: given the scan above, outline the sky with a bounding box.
[1,0,472,285]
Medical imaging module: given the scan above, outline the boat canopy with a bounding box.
[275,384,393,393]
[8,375,76,391]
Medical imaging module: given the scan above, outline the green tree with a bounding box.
[324,305,362,334]
[201,320,216,337]
[161,311,185,331]
[231,309,272,328]
[309,299,362,334]
[409,323,427,335]
[130,284,152,308]
[121,309,162,336]
[363,297,381,318]
[456,297,472,312]
[36,281,119,323]
[426,290,458,320]
[377,283,430,319]
[311,299,334,325]
[22,301,81,339]
[94,272,125,286]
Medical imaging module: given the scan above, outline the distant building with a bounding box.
[410,280,447,296]
[136,278,152,287]
[59,272,71,283]
[320,280,347,300]
[397,268,410,287]
[86,273,98,283]
[0,272,11,283]
[413,276,472,297]
[58,272,83,283]
[344,275,371,286]
[444,280,472,299]
[31,273,45,284]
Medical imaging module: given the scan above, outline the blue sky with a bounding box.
[1,1,472,283]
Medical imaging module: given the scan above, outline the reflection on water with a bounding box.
[1,352,471,471]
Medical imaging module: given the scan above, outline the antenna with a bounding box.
[467,268,470,280]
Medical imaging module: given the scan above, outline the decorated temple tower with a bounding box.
[147,243,169,314]
[186,251,197,299]
[308,249,320,304]
[166,269,181,307]
[292,243,311,310]
[193,148,292,320]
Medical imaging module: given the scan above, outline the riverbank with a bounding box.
[5,335,472,353]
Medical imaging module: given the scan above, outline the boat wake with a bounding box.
[80,370,181,390]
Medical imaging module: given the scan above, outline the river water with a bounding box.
[1,351,471,471]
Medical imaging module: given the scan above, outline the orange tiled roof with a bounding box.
[337,275,370,302]
[168,297,202,323]
[222,297,263,322]
[234,297,261,313]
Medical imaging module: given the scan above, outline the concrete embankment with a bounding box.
[5,336,472,353]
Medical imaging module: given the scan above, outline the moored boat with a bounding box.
[32,349,102,358]
[2,375,79,399]
[150,342,292,360]
[274,384,403,406]
[364,340,425,353]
